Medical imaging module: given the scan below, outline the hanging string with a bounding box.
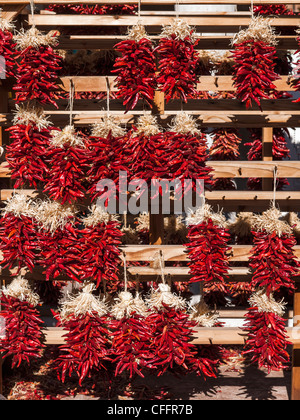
[122,251,128,292]
[106,76,110,116]
[68,78,75,126]
[250,0,254,18]
[272,165,278,208]
[159,250,166,284]
[30,0,35,27]
[175,0,180,19]
[138,0,141,21]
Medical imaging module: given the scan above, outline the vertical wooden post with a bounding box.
[262,127,273,191]
[292,284,300,400]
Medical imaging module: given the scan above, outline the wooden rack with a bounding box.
[1,0,300,400]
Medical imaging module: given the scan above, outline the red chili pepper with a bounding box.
[242,304,291,373]
[231,39,280,110]
[112,36,157,112]
[186,218,231,285]
[54,312,111,385]
[253,4,296,16]
[249,230,299,295]
[45,3,137,15]
[155,30,199,103]
[0,294,45,368]
[13,41,62,108]
[0,25,16,79]
[6,118,55,189]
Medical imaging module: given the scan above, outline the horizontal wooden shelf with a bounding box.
[28,15,300,30]
[58,34,298,50]
[43,326,300,346]
[121,245,300,262]
[210,161,300,179]
[59,76,295,93]
[127,265,300,282]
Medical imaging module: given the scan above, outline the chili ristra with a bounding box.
[0,18,16,79]
[13,27,62,108]
[113,23,157,112]
[155,19,199,103]
[6,106,54,189]
[0,276,45,369]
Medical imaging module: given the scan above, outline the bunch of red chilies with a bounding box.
[156,32,199,102]
[0,293,44,368]
[249,230,299,295]
[231,39,280,110]
[186,218,231,284]
[14,40,62,108]
[37,216,82,283]
[113,37,157,111]
[6,118,53,189]
[209,128,241,190]
[242,304,291,372]
[43,130,89,204]
[55,312,111,385]
[164,129,213,195]
[0,24,16,79]
[80,218,123,288]
[246,128,290,190]
[0,209,38,273]
[54,303,219,384]
[253,5,296,16]
[46,4,137,15]
[87,131,129,204]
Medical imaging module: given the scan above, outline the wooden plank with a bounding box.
[58,35,298,50]
[1,4,26,20]
[121,244,300,262]
[58,75,295,93]
[209,161,300,179]
[43,326,300,346]
[28,15,300,29]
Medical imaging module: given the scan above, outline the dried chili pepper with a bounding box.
[127,115,168,196]
[249,208,299,295]
[242,290,291,373]
[43,126,89,204]
[113,23,157,112]
[80,206,122,288]
[6,106,54,189]
[0,194,38,273]
[156,19,199,102]
[110,291,153,378]
[35,200,82,282]
[46,4,137,15]
[186,205,231,285]
[246,128,290,190]
[164,113,213,196]
[13,27,62,108]
[231,17,280,110]
[87,116,128,205]
[254,4,296,16]
[0,276,45,368]
[54,284,111,386]
[0,18,16,79]
[146,285,218,378]
[209,128,241,190]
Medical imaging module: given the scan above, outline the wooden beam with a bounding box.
[28,15,300,29]
[209,161,300,179]
[58,35,298,50]
[1,4,26,20]
[43,326,300,346]
[58,75,295,93]
[121,244,300,262]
